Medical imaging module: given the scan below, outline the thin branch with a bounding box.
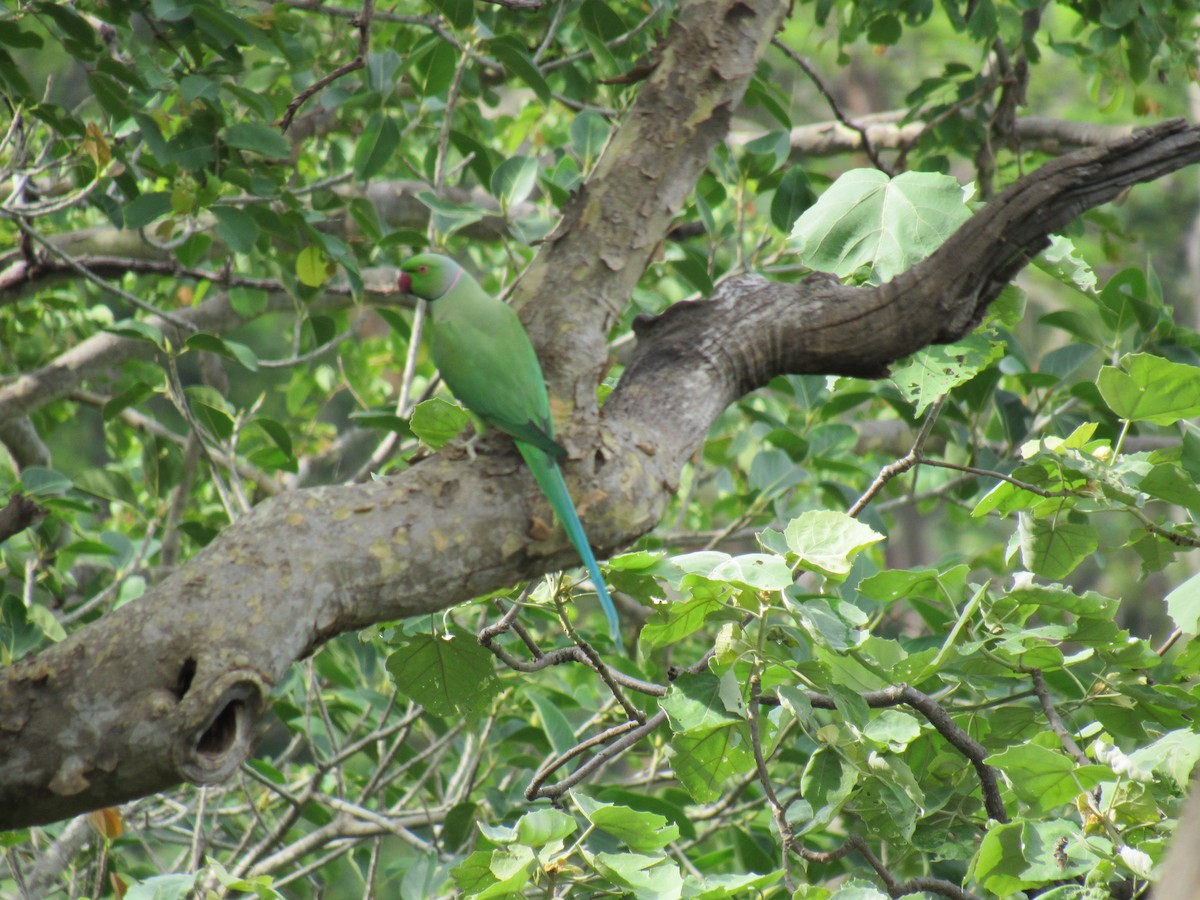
[806,684,1008,823]
[916,456,1071,498]
[772,38,892,175]
[479,616,666,696]
[6,216,195,330]
[526,709,667,800]
[479,0,544,10]
[1028,668,1088,765]
[849,397,945,517]
[847,834,983,900]
[279,0,375,133]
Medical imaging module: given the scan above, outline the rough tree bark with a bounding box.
[2,1,1200,835]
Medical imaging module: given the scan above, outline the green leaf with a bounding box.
[187,386,235,440]
[19,466,74,498]
[490,156,538,208]
[570,112,610,167]
[385,628,500,717]
[1034,234,1097,294]
[970,819,1093,893]
[408,37,458,96]
[1017,513,1098,580]
[858,565,967,604]
[674,551,794,590]
[184,333,259,371]
[638,581,733,650]
[75,468,139,507]
[123,192,173,230]
[861,710,922,751]
[1128,729,1200,789]
[867,13,902,45]
[575,796,681,852]
[1138,463,1200,515]
[784,510,884,576]
[429,0,474,28]
[1097,352,1200,425]
[252,417,293,459]
[891,329,1004,415]
[410,397,471,450]
[415,191,487,238]
[670,723,756,803]
[296,245,335,287]
[1166,570,1200,635]
[790,169,972,283]
[224,122,290,159]
[353,113,400,181]
[107,319,166,349]
[486,36,551,103]
[212,206,260,254]
[593,852,684,895]
[662,673,742,735]
[0,47,31,97]
[579,0,629,39]
[0,22,45,50]
[33,2,100,54]
[986,743,1108,813]
[514,808,576,847]
[348,410,411,434]
[452,846,534,897]
[770,166,816,234]
[100,381,155,420]
[123,873,197,900]
[789,596,867,652]
[526,690,578,758]
[801,746,858,827]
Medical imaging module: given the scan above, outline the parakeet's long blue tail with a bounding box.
[517,443,623,651]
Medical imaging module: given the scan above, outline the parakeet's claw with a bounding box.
[462,432,479,462]
[446,431,480,461]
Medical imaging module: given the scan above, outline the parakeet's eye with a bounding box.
[417,265,429,274]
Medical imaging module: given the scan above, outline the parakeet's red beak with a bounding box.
[398,272,412,294]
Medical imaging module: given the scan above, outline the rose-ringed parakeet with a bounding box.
[398,253,623,651]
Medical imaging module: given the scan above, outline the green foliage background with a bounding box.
[3,0,1200,897]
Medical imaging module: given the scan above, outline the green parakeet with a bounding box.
[398,253,623,651]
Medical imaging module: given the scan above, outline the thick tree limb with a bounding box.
[0,0,790,829]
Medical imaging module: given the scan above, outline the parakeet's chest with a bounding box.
[428,298,555,433]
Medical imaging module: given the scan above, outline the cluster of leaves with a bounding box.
[4,0,1200,898]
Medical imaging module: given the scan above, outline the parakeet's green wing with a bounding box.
[430,280,565,459]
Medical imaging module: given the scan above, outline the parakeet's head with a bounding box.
[398,253,463,301]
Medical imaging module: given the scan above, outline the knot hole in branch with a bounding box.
[174,671,267,785]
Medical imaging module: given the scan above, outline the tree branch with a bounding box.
[0,0,791,828]
[0,492,47,544]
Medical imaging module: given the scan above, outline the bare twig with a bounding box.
[772,38,892,175]
[6,216,195,331]
[279,0,376,132]
[480,0,544,10]
[526,709,668,800]
[849,397,945,517]
[805,684,1008,823]
[1028,668,1088,765]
